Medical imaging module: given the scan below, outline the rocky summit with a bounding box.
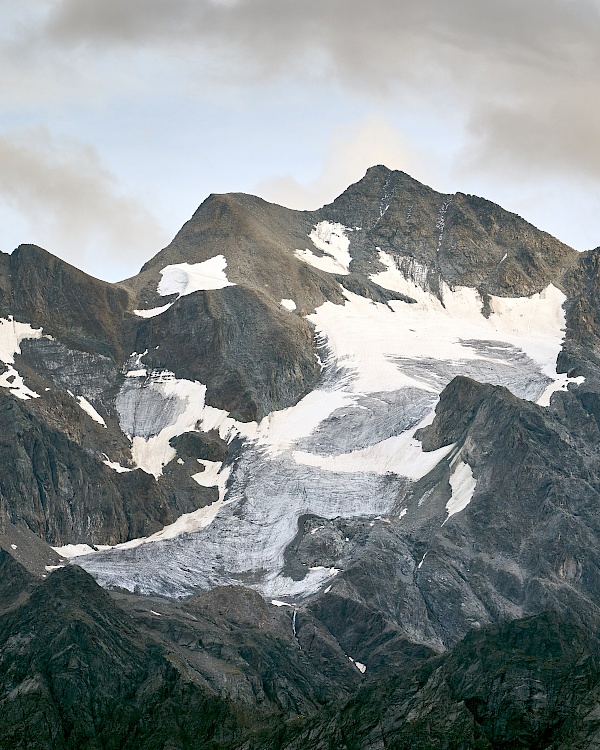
[1,165,600,748]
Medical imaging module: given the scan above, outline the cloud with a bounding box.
[461,79,600,182]
[37,0,600,85]
[0,128,170,281]
[10,0,597,186]
[256,116,426,209]
[2,0,600,255]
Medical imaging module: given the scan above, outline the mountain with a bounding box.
[2,165,600,747]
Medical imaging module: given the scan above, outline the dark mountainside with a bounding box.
[1,166,600,747]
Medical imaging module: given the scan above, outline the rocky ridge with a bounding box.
[1,166,600,747]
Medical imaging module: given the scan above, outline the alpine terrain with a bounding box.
[2,165,600,748]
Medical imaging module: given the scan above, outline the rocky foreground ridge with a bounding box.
[2,166,600,747]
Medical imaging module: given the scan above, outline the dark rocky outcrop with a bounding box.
[0,244,130,362]
[324,165,577,297]
[133,285,320,422]
[560,247,600,382]
[254,610,600,750]
[115,584,360,719]
[0,389,215,545]
[291,375,600,668]
[3,560,600,749]
[170,429,229,462]
[0,564,240,749]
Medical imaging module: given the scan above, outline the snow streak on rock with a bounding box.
[75,395,107,427]
[295,222,352,275]
[436,198,452,253]
[133,303,173,318]
[102,455,132,473]
[444,458,477,525]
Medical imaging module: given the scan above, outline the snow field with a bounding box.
[0,317,44,399]
[79,251,583,598]
[157,256,235,297]
[295,221,352,275]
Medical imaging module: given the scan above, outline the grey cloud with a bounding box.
[0,129,169,281]
[33,0,600,182]
[5,0,600,190]
[462,74,600,181]
[41,0,600,80]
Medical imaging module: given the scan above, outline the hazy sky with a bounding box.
[1,0,599,281]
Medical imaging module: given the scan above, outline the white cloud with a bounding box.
[0,128,169,281]
[256,116,427,210]
[1,0,600,270]
[8,0,597,187]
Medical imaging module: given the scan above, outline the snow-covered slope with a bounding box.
[1,166,594,627]
[76,228,580,599]
[7,167,600,750]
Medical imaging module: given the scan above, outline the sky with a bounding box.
[1,0,599,282]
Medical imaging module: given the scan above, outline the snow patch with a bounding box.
[0,317,44,399]
[192,459,224,488]
[254,388,354,455]
[102,455,133,473]
[295,221,351,275]
[348,657,367,673]
[537,374,585,406]
[133,303,173,318]
[444,459,477,524]
[0,317,44,363]
[281,299,297,311]
[157,256,235,297]
[293,411,454,480]
[51,543,112,559]
[76,396,107,427]
[0,365,40,400]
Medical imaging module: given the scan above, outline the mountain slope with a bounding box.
[250,610,600,750]
[2,165,600,746]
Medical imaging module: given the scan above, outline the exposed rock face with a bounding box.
[3,166,600,747]
[293,375,600,668]
[0,563,241,749]
[132,285,320,421]
[258,610,600,750]
[324,165,577,297]
[1,244,130,360]
[0,389,214,545]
